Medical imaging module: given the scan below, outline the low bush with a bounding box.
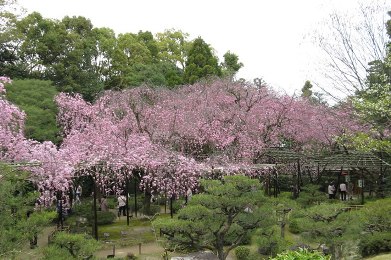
[141,204,161,216]
[86,211,117,225]
[128,195,143,212]
[107,196,117,209]
[289,219,302,234]
[171,199,184,214]
[271,248,330,260]
[359,232,391,257]
[296,184,327,208]
[72,201,93,216]
[235,246,250,260]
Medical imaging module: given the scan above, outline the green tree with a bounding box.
[125,62,183,88]
[137,30,159,62]
[54,15,103,101]
[110,32,152,88]
[301,80,313,99]
[221,51,243,79]
[348,12,391,156]
[183,37,221,84]
[42,232,100,259]
[300,80,326,104]
[355,199,391,257]
[91,27,116,89]
[12,13,103,101]
[0,0,24,77]
[156,28,190,70]
[292,203,360,259]
[154,175,270,260]
[6,79,61,144]
[0,164,56,258]
[359,198,391,234]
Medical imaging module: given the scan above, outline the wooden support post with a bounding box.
[58,190,63,230]
[126,176,130,226]
[273,169,278,198]
[134,176,138,217]
[361,168,364,205]
[164,192,167,214]
[93,178,98,240]
[170,196,174,218]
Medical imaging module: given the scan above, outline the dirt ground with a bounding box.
[95,241,164,259]
[95,242,235,260]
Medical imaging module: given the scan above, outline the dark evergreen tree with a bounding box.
[183,37,221,84]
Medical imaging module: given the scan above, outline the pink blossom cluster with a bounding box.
[0,77,28,162]
[0,76,12,94]
[0,77,366,202]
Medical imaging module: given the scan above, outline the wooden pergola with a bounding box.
[260,148,390,202]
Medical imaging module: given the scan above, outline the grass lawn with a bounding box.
[365,253,391,260]
[98,216,157,247]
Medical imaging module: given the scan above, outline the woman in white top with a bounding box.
[117,194,126,217]
[339,182,347,201]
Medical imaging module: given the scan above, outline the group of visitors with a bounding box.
[328,181,348,201]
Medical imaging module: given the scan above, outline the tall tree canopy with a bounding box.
[184,37,221,84]
[221,51,243,79]
[349,11,391,156]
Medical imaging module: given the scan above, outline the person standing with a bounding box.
[75,185,82,204]
[340,182,347,201]
[117,194,126,217]
[100,196,109,212]
[328,182,336,199]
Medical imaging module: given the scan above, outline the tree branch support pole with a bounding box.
[134,175,138,217]
[93,176,98,240]
[126,175,130,226]
[164,191,167,214]
[296,158,301,198]
[361,168,364,205]
[170,196,174,218]
[273,169,278,198]
[58,190,63,230]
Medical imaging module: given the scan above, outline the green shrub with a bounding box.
[240,231,253,245]
[256,226,289,257]
[86,211,116,225]
[296,184,327,207]
[141,204,161,216]
[171,199,184,214]
[128,195,143,212]
[43,232,100,259]
[289,219,302,234]
[235,246,250,260]
[107,196,117,209]
[72,201,93,216]
[359,232,391,257]
[271,248,330,260]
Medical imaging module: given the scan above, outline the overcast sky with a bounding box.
[17,0,387,96]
